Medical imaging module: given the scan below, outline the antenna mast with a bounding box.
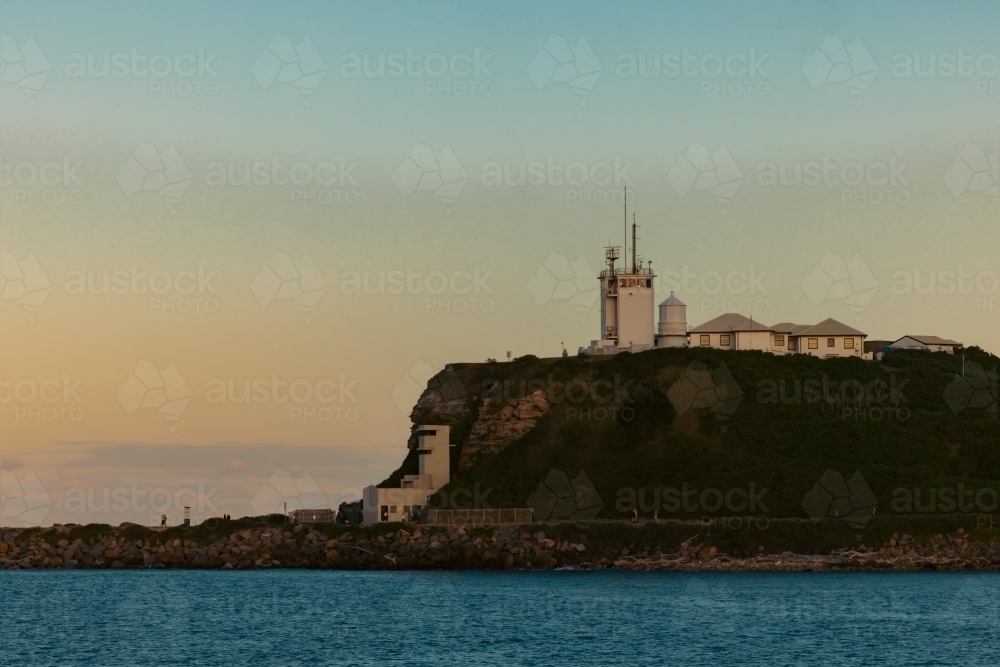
[631,214,637,273]
[623,186,627,271]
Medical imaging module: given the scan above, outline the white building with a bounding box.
[889,335,962,354]
[363,425,451,524]
[688,313,776,352]
[788,319,867,358]
[689,314,867,358]
[581,222,667,355]
[655,292,688,348]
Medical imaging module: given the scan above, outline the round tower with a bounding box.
[656,291,688,347]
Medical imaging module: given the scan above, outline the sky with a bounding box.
[2,0,999,526]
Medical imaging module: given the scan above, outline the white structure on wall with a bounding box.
[655,291,688,348]
[363,425,450,524]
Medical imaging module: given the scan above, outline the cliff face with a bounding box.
[383,348,1000,522]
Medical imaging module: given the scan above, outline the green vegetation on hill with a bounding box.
[387,346,999,528]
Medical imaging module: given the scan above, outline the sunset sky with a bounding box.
[2,0,1000,525]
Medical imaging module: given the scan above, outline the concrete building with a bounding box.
[363,425,450,524]
[581,219,664,355]
[889,335,962,354]
[596,242,656,352]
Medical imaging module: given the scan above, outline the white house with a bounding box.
[363,425,451,524]
[889,335,962,354]
[688,313,777,352]
[688,314,867,358]
[786,319,867,358]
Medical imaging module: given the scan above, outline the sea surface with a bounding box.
[1,570,998,665]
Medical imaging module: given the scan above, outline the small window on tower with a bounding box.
[646,279,651,287]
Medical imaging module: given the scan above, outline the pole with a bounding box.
[623,186,627,274]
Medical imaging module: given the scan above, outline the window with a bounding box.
[403,505,411,513]
[844,338,854,349]
[808,338,818,349]
[774,335,785,346]
[789,338,797,351]
[827,338,835,348]
[720,334,731,346]
[700,335,710,346]
[389,506,397,514]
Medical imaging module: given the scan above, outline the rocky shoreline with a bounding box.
[1,523,998,571]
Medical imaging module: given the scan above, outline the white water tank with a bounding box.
[656,291,688,347]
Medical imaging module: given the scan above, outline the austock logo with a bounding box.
[526,252,598,323]
[0,252,51,323]
[667,143,743,214]
[527,35,602,105]
[943,361,997,419]
[527,469,602,521]
[392,143,468,214]
[251,252,328,323]
[801,469,878,529]
[391,362,470,417]
[116,361,193,432]
[251,469,329,516]
[116,143,193,214]
[252,35,327,99]
[801,252,878,321]
[0,467,52,526]
[0,34,51,100]
[943,143,997,203]
[666,360,743,430]
[802,35,878,106]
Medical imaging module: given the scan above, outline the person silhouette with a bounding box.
[160,514,167,527]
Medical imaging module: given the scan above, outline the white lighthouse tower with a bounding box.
[581,209,656,354]
[655,291,688,347]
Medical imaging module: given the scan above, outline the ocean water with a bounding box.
[1,571,998,666]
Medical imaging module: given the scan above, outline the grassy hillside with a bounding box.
[389,346,1000,527]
